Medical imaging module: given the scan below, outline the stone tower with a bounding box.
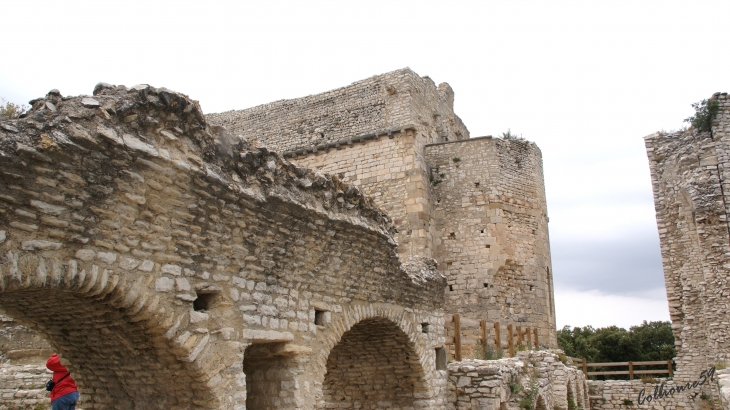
[208,68,557,346]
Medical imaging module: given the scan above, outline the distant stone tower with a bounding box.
[645,92,730,381]
[208,68,557,346]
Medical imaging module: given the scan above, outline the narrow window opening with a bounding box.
[484,283,489,288]
[475,182,480,188]
[480,229,484,233]
[449,232,455,239]
[485,244,491,248]
[193,292,219,311]
[449,285,454,292]
[314,310,326,326]
[421,323,430,333]
[529,285,534,291]
[435,347,447,370]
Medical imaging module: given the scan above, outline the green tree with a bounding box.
[557,325,599,362]
[558,321,675,380]
[684,99,719,132]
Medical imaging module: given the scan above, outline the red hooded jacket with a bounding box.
[45,354,78,402]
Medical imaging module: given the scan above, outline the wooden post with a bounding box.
[582,358,588,377]
[480,319,487,357]
[494,321,501,352]
[516,325,522,345]
[533,328,539,349]
[629,361,634,380]
[453,314,462,362]
[526,327,532,348]
[507,324,514,357]
[668,360,673,378]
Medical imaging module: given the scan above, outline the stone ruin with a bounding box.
[643,92,730,407]
[0,69,579,409]
[208,68,557,343]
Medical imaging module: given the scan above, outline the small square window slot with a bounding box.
[314,310,327,326]
[193,292,219,312]
[435,347,447,370]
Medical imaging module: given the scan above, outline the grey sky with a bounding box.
[2,0,729,329]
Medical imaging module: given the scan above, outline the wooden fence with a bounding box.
[444,313,540,360]
[569,357,674,380]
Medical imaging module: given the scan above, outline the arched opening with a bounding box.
[320,317,428,409]
[0,262,216,409]
[573,379,583,408]
[535,394,547,410]
[567,380,577,410]
[243,343,297,410]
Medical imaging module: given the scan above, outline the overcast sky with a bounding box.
[2,1,729,329]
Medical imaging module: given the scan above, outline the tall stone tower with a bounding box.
[208,68,557,346]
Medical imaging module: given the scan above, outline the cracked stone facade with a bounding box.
[645,92,730,385]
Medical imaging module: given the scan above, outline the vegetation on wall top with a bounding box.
[684,99,720,132]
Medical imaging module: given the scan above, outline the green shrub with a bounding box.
[684,99,720,132]
[0,96,28,120]
[502,129,524,140]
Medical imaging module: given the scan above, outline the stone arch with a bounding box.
[316,306,433,409]
[0,252,219,409]
[534,393,548,410]
[567,379,577,410]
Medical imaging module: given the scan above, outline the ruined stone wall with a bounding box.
[207,70,557,346]
[206,68,469,154]
[289,129,437,258]
[447,351,588,410]
[645,92,730,382]
[0,314,51,361]
[425,137,556,346]
[207,69,470,260]
[587,371,725,410]
[0,364,49,409]
[0,84,448,409]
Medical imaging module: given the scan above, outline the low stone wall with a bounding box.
[718,368,730,408]
[588,371,726,410]
[447,350,588,410]
[0,363,51,410]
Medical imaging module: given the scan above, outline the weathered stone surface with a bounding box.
[645,92,730,384]
[447,351,589,410]
[208,68,557,347]
[0,79,447,410]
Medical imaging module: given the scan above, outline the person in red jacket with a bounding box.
[45,354,79,410]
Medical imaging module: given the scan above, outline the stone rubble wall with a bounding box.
[447,350,588,410]
[0,313,52,361]
[425,137,556,346]
[0,84,447,409]
[587,371,726,410]
[645,92,730,383]
[0,364,50,410]
[207,69,557,347]
[207,68,471,261]
[206,68,470,154]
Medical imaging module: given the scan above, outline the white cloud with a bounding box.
[555,287,670,329]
